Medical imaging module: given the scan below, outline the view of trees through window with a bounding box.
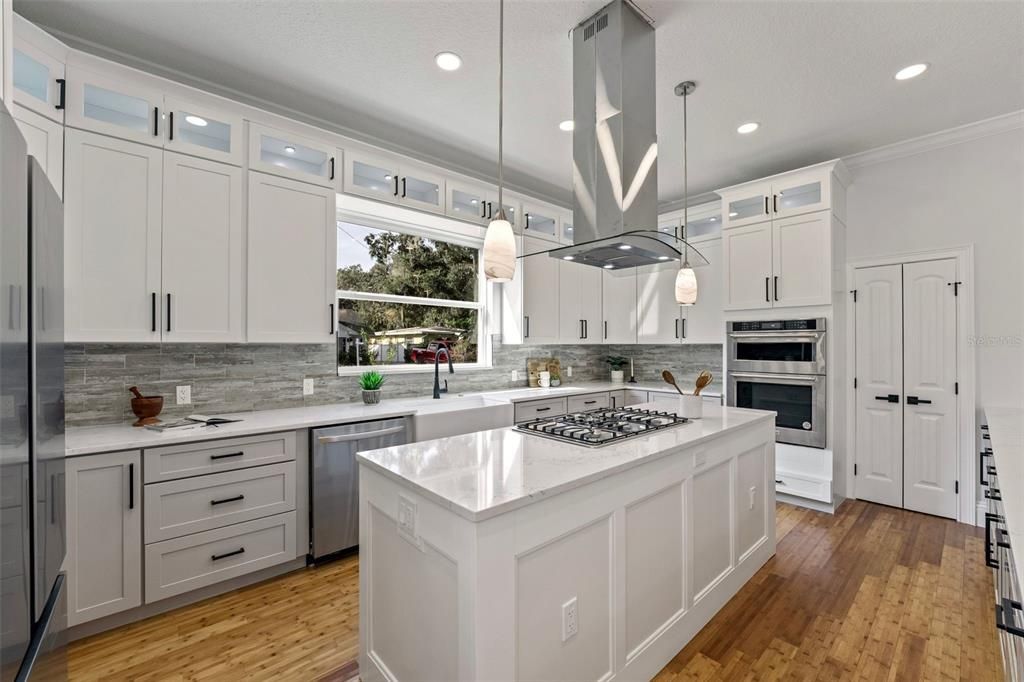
[336,222,481,368]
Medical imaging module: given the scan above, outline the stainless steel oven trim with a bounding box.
[727,371,827,449]
[726,319,827,375]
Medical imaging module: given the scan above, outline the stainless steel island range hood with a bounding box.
[531,0,707,270]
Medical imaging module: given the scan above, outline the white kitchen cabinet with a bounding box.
[771,168,831,220]
[521,235,560,344]
[66,450,142,626]
[602,269,637,344]
[720,179,772,229]
[344,149,445,215]
[162,152,244,342]
[247,171,337,343]
[637,263,682,344]
[722,222,773,312]
[521,200,561,242]
[557,260,602,344]
[11,103,62,196]
[446,179,519,229]
[64,129,163,342]
[248,122,336,188]
[65,63,163,146]
[11,17,66,121]
[164,95,244,166]
[771,212,831,307]
[681,239,724,344]
[720,164,837,230]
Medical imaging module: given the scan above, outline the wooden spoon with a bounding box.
[661,369,686,396]
[128,386,145,400]
[693,371,713,396]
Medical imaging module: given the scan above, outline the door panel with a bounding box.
[683,239,723,344]
[557,260,583,343]
[902,259,957,519]
[722,223,772,310]
[772,212,831,307]
[637,264,680,344]
[12,104,63,197]
[854,265,903,508]
[521,236,560,344]
[602,270,637,344]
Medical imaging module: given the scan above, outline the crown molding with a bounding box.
[843,110,1024,170]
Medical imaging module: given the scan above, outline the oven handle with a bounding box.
[727,332,824,341]
[729,371,822,383]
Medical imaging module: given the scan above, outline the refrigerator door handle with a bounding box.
[317,425,405,444]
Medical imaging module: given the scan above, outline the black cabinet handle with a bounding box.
[55,78,66,110]
[488,202,494,220]
[329,303,335,336]
[128,463,135,510]
[401,177,407,198]
[153,107,159,136]
[675,319,679,339]
[329,157,335,181]
[524,316,529,338]
[210,494,245,506]
[211,548,245,562]
[981,424,989,431]
[584,400,597,405]
[166,293,172,332]
[906,396,932,405]
[980,450,993,487]
[525,213,531,230]
[583,319,588,339]
[773,194,778,213]
[774,276,779,301]
[682,318,687,339]
[536,407,551,412]
[480,200,487,220]
[151,292,157,332]
[764,196,769,215]
[210,451,244,461]
[984,513,1003,568]
[168,111,174,141]
[580,319,585,340]
[393,175,399,196]
[604,320,608,339]
[765,277,770,302]
[875,394,899,403]
[986,488,1002,501]
[996,598,1024,637]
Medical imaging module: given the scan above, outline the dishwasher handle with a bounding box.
[318,425,405,444]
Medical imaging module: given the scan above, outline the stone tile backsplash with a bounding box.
[65,339,723,426]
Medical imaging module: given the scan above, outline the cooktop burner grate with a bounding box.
[516,406,689,447]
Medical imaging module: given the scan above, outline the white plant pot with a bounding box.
[610,370,625,384]
[675,395,703,419]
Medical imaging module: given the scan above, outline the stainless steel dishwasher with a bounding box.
[310,417,408,560]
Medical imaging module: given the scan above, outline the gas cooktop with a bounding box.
[516,407,689,447]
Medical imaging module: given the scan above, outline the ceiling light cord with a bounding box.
[497,0,504,212]
[681,83,689,266]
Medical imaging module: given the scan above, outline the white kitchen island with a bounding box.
[356,405,776,682]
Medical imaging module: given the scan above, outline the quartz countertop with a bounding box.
[356,406,773,522]
[985,405,1024,591]
[65,381,721,456]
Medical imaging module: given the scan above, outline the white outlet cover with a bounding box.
[566,366,573,377]
[397,495,423,551]
[562,597,578,642]
[176,385,191,405]
[511,370,519,381]
[303,378,314,396]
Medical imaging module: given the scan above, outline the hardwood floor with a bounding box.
[68,501,1002,681]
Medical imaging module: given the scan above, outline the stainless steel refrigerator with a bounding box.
[0,101,67,681]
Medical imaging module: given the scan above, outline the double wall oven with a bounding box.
[727,319,827,449]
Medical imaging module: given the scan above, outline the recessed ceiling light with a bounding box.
[562,255,575,261]
[284,146,296,154]
[603,264,614,269]
[435,52,462,71]
[894,63,928,81]
[184,115,208,127]
[737,122,759,135]
[559,120,575,132]
[729,211,738,217]
[619,244,632,250]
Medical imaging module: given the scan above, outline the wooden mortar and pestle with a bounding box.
[129,386,164,427]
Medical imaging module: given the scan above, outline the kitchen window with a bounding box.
[335,220,488,373]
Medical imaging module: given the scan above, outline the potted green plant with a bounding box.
[358,370,386,405]
[606,356,628,384]
[550,371,562,387]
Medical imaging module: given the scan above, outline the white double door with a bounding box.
[854,259,958,518]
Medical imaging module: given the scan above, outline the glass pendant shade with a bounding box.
[483,217,516,282]
[675,264,697,305]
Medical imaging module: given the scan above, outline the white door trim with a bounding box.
[844,245,976,525]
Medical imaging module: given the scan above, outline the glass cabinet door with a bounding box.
[398,165,444,214]
[12,37,65,121]
[165,97,243,166]
[447,182,490,224]
[345,153,400,202]
[65,65,164,146]
[683,213,721,241]
[250,123,335,187]
[772,172,829,219]
[522,204,559,239]
[562,221,574,243]
[493,199,518,230]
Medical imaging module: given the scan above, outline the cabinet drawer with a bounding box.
[144,462,296,542]
[144,432,296,483]
[144,512,296,602]
[514,398,567,423]
[775,470,831,503]
[567,392,609,413]
[623,389,648,406]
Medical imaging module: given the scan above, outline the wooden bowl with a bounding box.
[130,396,164,427]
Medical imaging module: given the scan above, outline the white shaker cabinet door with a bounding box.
[11,103,63,197]
[247,171,337,343]
[721,222,772,311]
[637,263,681,344]
[602,269,637,344]
[64,129,163,342]
[557,259,583,344]
[521,235,560,344]
[162,152,244,342]
[66,450,142,626]
[682,239,724,344]
[771,211,831,308]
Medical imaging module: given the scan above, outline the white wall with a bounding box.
[846,125,1024,412]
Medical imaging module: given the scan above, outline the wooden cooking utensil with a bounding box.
[693,371,713,396]
[661,369,686,396]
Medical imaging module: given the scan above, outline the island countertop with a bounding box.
[356,405,774,522]
[985,405,1024,591]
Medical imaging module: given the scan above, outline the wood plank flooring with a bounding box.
[68,501,1003,681]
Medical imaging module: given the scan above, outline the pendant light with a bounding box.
[674,80,698,305]
[483,0,517,282]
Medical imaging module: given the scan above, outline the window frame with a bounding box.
[334,207,492,376]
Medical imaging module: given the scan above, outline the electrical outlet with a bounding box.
[397,495,423,550]
[749,486,757,510]
[566,366,573,378]
[511,369,519,382]
[562,597,578,642]
[175,385,191,405]
[303,378,314,396]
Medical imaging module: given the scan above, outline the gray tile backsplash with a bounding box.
[65,339,723,426]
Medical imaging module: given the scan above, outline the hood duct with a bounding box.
[529,0,707,270]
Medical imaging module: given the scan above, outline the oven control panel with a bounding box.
[730,318,824,332]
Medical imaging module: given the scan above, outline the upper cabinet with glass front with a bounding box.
[521,200,562,242]
[248,122,336,188]
[719,160,845,229]
[65,62,164,146]
[344,149,446,214]
[445,180,520,229]
[164,96,244,166]
[12,17,68,122]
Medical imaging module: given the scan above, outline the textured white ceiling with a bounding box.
[17,0,1024,205]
